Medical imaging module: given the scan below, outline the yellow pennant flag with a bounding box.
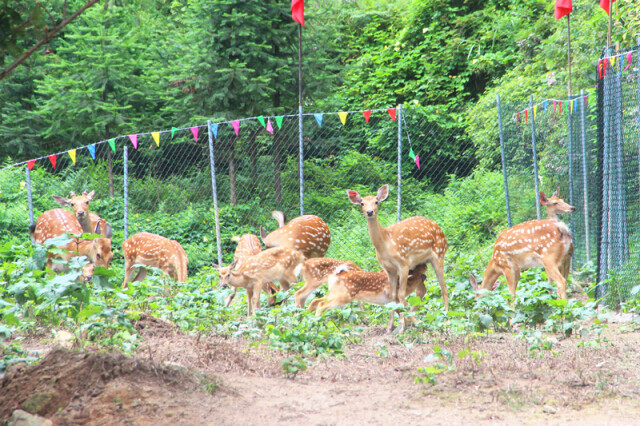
[533,105,537,119]
[570,101,574,114]
[610,56,615,67]
[68,149,77,165]
[152,132,160,147]
[338,112,348,126]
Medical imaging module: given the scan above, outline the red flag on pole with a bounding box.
[554,0,572,19]
[599,0,616,15]
[291,0,304,26]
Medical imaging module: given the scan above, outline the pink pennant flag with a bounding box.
[48,154,57,170]
[585,95,589,106]
[553,100,557,112]
[266,118,274,134]
[415,155,420,170]
[231,120,240,136]
[191,126,199,142]
[27,160,36,170]
[624,52,633,71]
[363,110,372,123]
[128,134,138,149]
[387,108,397,121]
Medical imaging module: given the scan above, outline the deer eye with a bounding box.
[375,201,379,205]
[360,202,364,206]
[96,253,101,259]
[70,203,75,207]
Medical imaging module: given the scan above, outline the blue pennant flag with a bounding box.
[543,100,548,113]
[210,123,218,139]
[314,113,323,127]
[87,144,96,160]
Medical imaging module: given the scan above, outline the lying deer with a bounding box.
[469,189,575,299]
[348,185,448,330]
[294,257,361,308]
[215,247,305,316]
[121,232,188,288]
[30,208,113,273]
[260,211,331,258]
[308,264,428,330]
[52,190,112,237]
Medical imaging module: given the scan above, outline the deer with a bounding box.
[294,257,361,308]
[52,190,112,237]
[121,232,189,288]
[218,234,279,307]
[260,211,331,259]
[214,247,305,316]
[469,189,575,300]
[348,184,449,331]
[30,208,113,273]
[308,264,428,329]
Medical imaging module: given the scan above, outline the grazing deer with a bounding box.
[294,257,361,308]
[215,247,305,316]
[348,185,449,329]
[121,232,189,288]
[52,190,112,237]
[221,234,279,307]
[30,209,113,273]
[260,211,331,258]
[469,190,575,299]
[308,264,428,329]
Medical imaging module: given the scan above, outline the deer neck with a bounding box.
[546,209,560,222]
[366,216,390,254]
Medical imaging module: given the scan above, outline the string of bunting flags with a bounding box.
[13,106,425,172]
[513,94,591,125]
[597,49,636,79]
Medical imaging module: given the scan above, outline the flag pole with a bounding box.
[567,14,572,97]
[607,0,612,47]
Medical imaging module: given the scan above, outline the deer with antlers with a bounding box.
[469,189,575,299]
[348,185,448,330]
[294,257,361,308]
[215,247,305,316]
[121,232,188,288]
[52,190,112,237]
[260,211,331,259]
[30,209,113,273]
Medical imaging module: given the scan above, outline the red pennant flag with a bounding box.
[525,109,528,123]
[554,0,572,19]
[516,112,520,124]
[291,0,304,26]
[387,108,397,121]
[363,110,372,123]
[559,102,562,114]
[27,160,36,170]
[624,52,632,71]
[48,154,57,170]
[600,0,616,15]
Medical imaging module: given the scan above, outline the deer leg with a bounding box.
[386,311,396,332]
[121,262,139,288]
[502,265,520,297]
[543,260,567,300]
[295,278,319,308]
[224,290,237,308]
[385,269,399,304]
[252,284,263,312]
[429,257,449,310]
[560,243,574,281]
[308,297,325,312]
[133,267,148,283]
[246,287,254,317]
[397,267,410,304]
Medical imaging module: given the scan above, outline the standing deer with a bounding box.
[215,247,305,316]
[52,190,112,237]
[294,257,361,308]
[121,232,189,288]
[30,209,113,273]
[469,189,575,299]
[308,264,428,329]
[260,211,331,258]
[348,184,449,330]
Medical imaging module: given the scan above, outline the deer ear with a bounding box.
[376,185,389,202]
[552,186,560,198]
[259,226,268,242]
[69,192,77,197]
[94,221,102,235]
[539,192,548,206]
[104,223,113,238]
[229,260,238,270]
[347,190,362,205]
[86,190,95,200]
[469,274,478,291]
[52,195,71,207]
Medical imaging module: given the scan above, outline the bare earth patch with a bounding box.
[2,314,640,425]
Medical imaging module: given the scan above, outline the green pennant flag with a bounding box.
[257,116,266,128]
[275,116,284,129]
[108,138,116,153]
[409,147,416,161]
[171,126,179,139]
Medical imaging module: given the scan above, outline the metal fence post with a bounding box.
[638,37,640,223]
[579,89,591,262]
[397,104,402,222]
[208,121,223,266]
[123,145,129,240]
[299,105,304,216]
[567,97,574,238]
[599,47,612,296]
[25,166,34,226]
[496,94,512,228]
[614,53,628,265]
[530,95,541,219]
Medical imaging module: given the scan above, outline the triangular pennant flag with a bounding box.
[152,132,160,147]
[266,118,274,134]
[387,108,397,121]
[257,116,266,128]
[363,110,372,123]
[554,0,572,20]
[191,126,199,142]
[128,134,138,149]
[171,127,179,139]
[573,99,578,113]
[314,113,323,127]
[610,56,615,67]
[559,102,562,114]
[600,0,616,15]
[275,116,283,129]
[87,144,96,160]
[543,100,548,112]
[624,52,632,71]
[68,149,77,165]
[338,112,348,125]
[231,120,240,136]
[409,147,416,161]
[27,160,36,170]
[553,100,557,112]
[516,112,520,125]
[585,94,589,106]
[533,105,538,119]
[108,138,116,153]
[210,123,218,139]
[48,154,57,170]
[415,154,420,170]
[570,101,574,114]
[525,109,528,123]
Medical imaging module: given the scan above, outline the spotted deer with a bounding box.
[215,247,305,316]
[30,208,113,273]
[121,232,189,288]
[348,184,449,329]
[469,189,575,299]
[308,264,428,329]
[260,211,331,258]
[52,190,112,237]
[294,257,361,308]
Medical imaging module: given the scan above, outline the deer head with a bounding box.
[52,190,95,225]
[469,274,501,298]
[213,260,237,289]
[540,188,575,221]
[347,184,388,218]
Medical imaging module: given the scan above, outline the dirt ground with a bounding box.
[2,314,640,425]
